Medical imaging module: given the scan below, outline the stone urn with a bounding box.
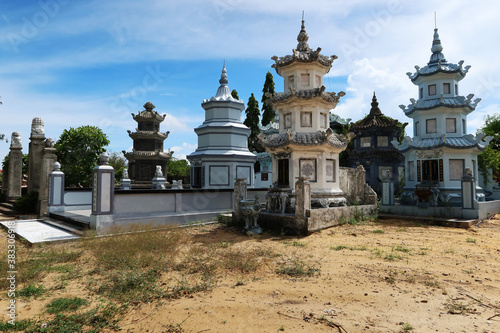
[238,195,263,235]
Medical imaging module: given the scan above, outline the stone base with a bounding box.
[243,225,263,236]
[90,214,114,234]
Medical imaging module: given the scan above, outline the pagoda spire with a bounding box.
[215,65,232,100]
[368,92,382,117]
[296,15,311,52]
[428,28,447,65]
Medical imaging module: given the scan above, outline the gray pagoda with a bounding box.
[123,102,173,184]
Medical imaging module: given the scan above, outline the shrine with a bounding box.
[393,28,491,206]
[258,19,353,209]
[122,102,173,184]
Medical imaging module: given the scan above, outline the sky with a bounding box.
[0,0,499,162]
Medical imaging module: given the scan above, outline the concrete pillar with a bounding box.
[7,132,23,199]
[90,152,115,233]
[381,172,394,206]
[38,139,57,216]
[355,165,366,203]
[232,178,247,224]
[48,162,65,213]
[462,168,476,209]
[28,117,46,193]
[294,177,310,232]
[119,168,131,190]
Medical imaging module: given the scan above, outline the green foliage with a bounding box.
[478,113,500,183]
[13,191,38,214]
[168,158,190,179]
[55,125,110,187]
[261,71,276,126]
[231,89,239,100]
[18,284,45,298]
[243,93,264,152]
[45,297,88,314]
[108,151,127,183]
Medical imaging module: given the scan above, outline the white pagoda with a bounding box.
[393,28,491,206]
[187,66,256,189]
[259,19,353,208]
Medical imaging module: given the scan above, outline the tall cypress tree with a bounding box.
[261,71,276,126]
[231,89,239,100]
[243,93,263,152]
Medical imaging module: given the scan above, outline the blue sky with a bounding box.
[0,0,499,162]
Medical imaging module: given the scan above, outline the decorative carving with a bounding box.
[154,165,163,177]
[31,117,45,138]
[10,132,22,149]
[45,138,54,148]
[416,149,443,159]
[122,168,129,179]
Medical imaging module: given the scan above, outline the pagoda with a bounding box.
[187,66,256,189]
[123,102,173,184]
[258,19,353,208]
[393,28,491,206]
[348,93,407,194]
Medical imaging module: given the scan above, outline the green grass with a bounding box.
[331,245,367,251]
[400,322,413,331]
[466,238,477,243]
[46,297,88,314]
[393,245,411,253]
[396,228,407,232]
[372,229,385,234]
[283,240,306,247]
[18,284,45,298]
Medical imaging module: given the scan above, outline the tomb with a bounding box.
[123,102,173,185]
[258,19,354,209]
[347,93,407,195]
[392,28,491,206]
[187,66,257,189]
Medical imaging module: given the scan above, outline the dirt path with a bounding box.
[1,216,499,332]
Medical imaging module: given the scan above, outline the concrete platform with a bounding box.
[0,219,80,244]
[378,213,477,228]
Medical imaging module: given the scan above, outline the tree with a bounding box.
[55,125,110,187]
[478,114,500,183]
[108,151,127,184]
[243,93,263,153]
[167,158,190,179]
[231,89,239,100]
[261,71,276,126]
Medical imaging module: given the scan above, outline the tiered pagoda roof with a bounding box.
[351,93,406,131]
[392,133,492,153]
[399,95,481,115]
[406,29,470,82]
[271,86,345,105]
[259,128,351,149]
[132,102,166,122]
[271,20,338,74]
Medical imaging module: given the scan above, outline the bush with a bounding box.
[13,191,38,214]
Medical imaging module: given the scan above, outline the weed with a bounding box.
[331,245,348,251]
[276,257,320,277]
[165,278,212,300]
[400,322,413,331]
[384,253,404,261]
[45,297,88,314]
[372,229,385,234]
[97,269,162,302]
[444,248,455,254]
[445,298,477,314]
[278,325,285,331]
[18,284,45,298]
[371,248,383,258]
[396,228,407,232]
[384,270,398,284]
[393,245,411,253]
[0,320,34,331]
[466,238,476,243]
[219,241,230,248]
[222,248,259,273]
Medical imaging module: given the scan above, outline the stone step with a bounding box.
[41,218,87,236]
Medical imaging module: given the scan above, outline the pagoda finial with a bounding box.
[428,24,446,65]
[215,64,232,99]
[296,13,310,51]
[369,92,382,117]
[143,101,155,111]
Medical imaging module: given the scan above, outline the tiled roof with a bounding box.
[259,129,350,149]
[393,134,492,152]
[399,95,481,115]
[271,86,345,105]
[351,93,406,130]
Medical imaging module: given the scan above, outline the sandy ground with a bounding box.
[1,215,500,333]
